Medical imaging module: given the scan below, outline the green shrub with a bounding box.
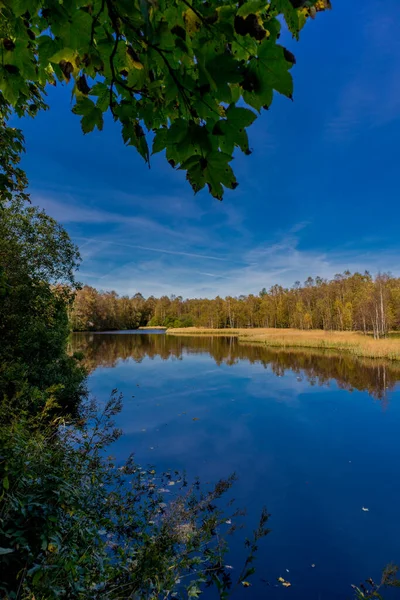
[0,394,270,599]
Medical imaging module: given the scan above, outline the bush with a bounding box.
[0,394,270,599]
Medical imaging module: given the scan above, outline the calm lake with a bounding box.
[71,332,400,599]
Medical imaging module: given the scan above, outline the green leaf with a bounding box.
[0,74,20,106]
[122,121,149,162]
[127,67,146,89]
[152,129,167,154]
[186,161,206,194]
[90,82,110,112]
[237,1,269,17]
[203,151,238,200]
[256,40,293,98]
[12,0,41,17]
[179,155,202,171]
[3,475,9,490]
[273,0,307,36]
[213,106,256,154]
[225,106,257,128]
[73,98,104,133]
[49,48,77,64]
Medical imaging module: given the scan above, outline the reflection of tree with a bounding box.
[70,333,400,402]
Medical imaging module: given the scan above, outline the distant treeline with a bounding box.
[70,271,400,338]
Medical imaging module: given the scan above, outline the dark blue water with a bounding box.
[72,333,400,599]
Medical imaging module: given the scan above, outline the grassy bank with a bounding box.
[166,327,400,361]
[138,326,167,330]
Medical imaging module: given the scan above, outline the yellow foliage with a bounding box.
[183,8,201,36]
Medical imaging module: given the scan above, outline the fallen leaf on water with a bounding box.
[278,577,291,588]
[362,507,369,512]
[241,581,251,587]
[311,564,316,568]
[225,519,232,524]
[225,565,233,569]
[168,481,175,486]
[192,417,200,421]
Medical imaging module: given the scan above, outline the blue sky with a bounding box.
[19,0,400,298]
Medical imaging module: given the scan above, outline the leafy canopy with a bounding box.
[0,200,84,418]
[0,0,330,200]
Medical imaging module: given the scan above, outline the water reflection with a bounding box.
[70,332,400,401]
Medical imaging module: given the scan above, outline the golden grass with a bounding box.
[166,327,400,361]
[138,326,167,330]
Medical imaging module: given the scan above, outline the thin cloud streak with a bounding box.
[75,236,248,264]
[112,242,246,263]
[75,230,400,299]
[33,195,202,243]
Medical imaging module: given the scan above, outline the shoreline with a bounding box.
[166,327,400,361]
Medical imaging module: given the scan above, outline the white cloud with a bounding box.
[32,190,400,299]
[75,231,400,298]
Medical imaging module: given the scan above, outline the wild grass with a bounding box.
[166,327,400,361]
[138,326,167,330]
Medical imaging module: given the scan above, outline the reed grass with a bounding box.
[166,327,400,361]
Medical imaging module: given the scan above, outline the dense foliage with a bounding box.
[71,271,400,338]
[0,0,330,200]
[0,199,85,418]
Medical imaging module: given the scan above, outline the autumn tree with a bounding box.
[71,272,400,334]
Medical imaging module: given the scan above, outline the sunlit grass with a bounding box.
[166,328,400,361]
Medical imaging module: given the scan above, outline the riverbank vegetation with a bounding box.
[167,328,400,361]
[72,271,400,340]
